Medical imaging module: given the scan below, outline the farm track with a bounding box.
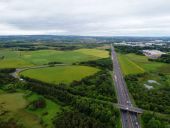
[11,64,68,79]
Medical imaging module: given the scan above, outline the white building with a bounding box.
[143,50,166,59]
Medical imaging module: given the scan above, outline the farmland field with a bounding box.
[0,48,109,68]
[118,53,169,75]
[20,65,100,84]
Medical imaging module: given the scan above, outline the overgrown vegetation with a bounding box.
[125,73,170,115]
[53,111,106,128]
[149,54,170,64]
[0,117,24,128]
[142,111,170,128]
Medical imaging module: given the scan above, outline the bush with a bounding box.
[28,97,46,110]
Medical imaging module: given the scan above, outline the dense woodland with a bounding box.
[142,112,170,128]
[125,74,170,114]
[53,111,106,128]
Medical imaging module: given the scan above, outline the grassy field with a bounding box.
[118,53,169,75]
[0,48,109,68]
[0,92,42,128]
[26,93,62,128]
[0,91,62,128]
[20,65,100,84]
[0,93,27,112]
[118,54,145,75]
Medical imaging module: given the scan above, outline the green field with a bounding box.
[0,93,27,112]
[0,91,62,128]
[118,53,169,75]
[20,65,100,84]
[0,48,109,68]
[26,93,62,128]
[0,92,42,128]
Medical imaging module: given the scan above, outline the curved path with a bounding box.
[10,64,67,79]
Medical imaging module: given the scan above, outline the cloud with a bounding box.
[0,23,66,35]
[0,0,170,36]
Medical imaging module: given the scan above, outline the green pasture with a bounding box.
[0,48,109,68]
[26,93,62,128]
[0,92,42,128]
[20,65,100,84]
[0,91,62,128]
[118,54,145,75]
[0,93,27,112]
[117,53,169,75]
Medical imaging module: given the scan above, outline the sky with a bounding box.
[0,0,170,36]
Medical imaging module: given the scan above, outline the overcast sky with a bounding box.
[0,0,170,36]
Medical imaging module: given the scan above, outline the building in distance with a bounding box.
[142,50,166,59]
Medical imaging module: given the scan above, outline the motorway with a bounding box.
[111,45,141,128]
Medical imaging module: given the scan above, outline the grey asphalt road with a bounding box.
[10,64,66,79]
[111,45,141,128]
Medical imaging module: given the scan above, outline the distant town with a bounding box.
[114,40,170,59]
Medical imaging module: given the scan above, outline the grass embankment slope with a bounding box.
[117,53,168,75]
[0,91,62,128]
[0,48,109,68]
[20,65,100,84]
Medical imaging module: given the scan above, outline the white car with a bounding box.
[20,78,24,81]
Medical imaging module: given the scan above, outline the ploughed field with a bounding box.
[20,66,100,84]
[0,48,109,68]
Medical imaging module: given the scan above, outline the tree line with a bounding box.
[78,58,113,70]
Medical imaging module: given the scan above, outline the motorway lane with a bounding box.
[111,45,140,128]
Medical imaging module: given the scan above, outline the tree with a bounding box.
[147,118,161,128]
